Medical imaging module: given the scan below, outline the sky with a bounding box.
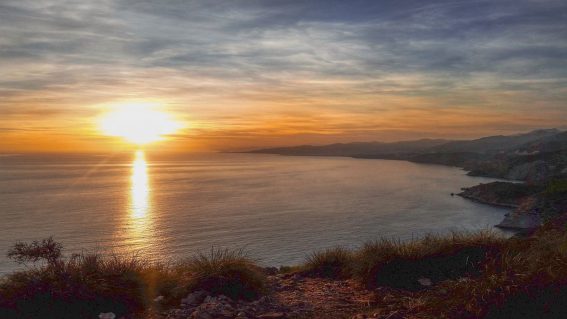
[1,0,566,153]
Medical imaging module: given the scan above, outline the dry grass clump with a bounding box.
[353,230,505,290]
[376,231,567,319]
[182,248,267,300]
[0,252,174,319]
[302,246,354,278]
[0,240,266,318]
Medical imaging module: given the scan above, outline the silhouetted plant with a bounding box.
[7,236,62,265]
[0,238,177,319]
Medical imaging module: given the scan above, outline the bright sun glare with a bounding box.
[100,103,182,145]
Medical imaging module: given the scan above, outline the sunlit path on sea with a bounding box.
[118,150,164,258]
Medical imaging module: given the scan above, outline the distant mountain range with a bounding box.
[248,128,562,157]
[247,128,567,183]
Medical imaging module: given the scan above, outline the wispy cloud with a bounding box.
[0,0,566,151]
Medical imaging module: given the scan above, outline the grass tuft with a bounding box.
[353,230,505,290]
[0,240,266,318]
[302,246,354,278]
[0,252,168,319]
[183,248,267,300]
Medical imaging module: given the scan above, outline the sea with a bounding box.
[0,152,511,274]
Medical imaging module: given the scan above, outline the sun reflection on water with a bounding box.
[131,150,150,218]
[124,150,157,254]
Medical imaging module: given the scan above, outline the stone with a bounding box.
[497,211,541,229]
[98,313,116,319]
[190,310,212,319]
[258,312,286,319]
[182,290,208,305]
[417,277,432,286]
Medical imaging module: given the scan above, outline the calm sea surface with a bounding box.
[0,152,510,273]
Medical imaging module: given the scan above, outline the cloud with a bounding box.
[0,0,566,151]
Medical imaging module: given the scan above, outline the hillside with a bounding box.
[247,129,567,183]
[248,139,449,157]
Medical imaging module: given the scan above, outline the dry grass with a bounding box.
[353,230,505,290]
[361,231,567,319]
[182,248,267,300]
[0,242,266,318]
[5,228,567,318]
[0,252,172,319]
[302,246,354,278]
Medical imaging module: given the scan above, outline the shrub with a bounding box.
[401,231,567,319]
[0,240,174,319]
[353,230,505,290]
[7,237,62,265]
[184,248,266,300]
[302,247,353,278]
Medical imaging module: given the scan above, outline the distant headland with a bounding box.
[246,128,567,230]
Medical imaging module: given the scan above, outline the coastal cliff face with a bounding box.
[497,197,542,230]
[459,180,567,230]
[505,160,550,184]
[457,182,537,208]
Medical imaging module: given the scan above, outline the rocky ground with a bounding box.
[161,273,383,319]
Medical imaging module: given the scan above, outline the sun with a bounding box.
[99,102,182,145]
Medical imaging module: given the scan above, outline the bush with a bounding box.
[302,247,353,279]
[184,248,266,300]
[0,240,174,319]
[399,231,567,319]
[7,237,62,265]
[353,231,505,290]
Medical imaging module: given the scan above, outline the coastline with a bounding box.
[244,152,524,229]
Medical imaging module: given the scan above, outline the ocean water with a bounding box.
[0,152,510,273]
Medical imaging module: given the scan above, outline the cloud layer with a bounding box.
[1,0,566,151]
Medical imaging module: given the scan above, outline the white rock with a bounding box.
[98,313,116,319]
[418,277,432,286]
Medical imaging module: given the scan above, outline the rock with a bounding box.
[154,295,165,302]
[236,311,248,318]
[203,296,217,303]
[190,310,212,319]
[182,290,208,305]
[98,313,116,319]
[417,278,432,286]
[496,197,542,229]
[497,212,541,230]
[290,274,302,281]
[258,312,286,319]
[264,267,279,275]
[219,309,234,317]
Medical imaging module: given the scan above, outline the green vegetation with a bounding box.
[302,246,354,278]
[353,231,504,290]
[545,178,567,196]
[0,242,266,318]
[409,231,567,319]
[183,248,267,300]
[298,231,504,289]
[297,230,567,318]
[4,228,567,318]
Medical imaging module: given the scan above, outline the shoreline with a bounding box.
[244,152,522,229]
